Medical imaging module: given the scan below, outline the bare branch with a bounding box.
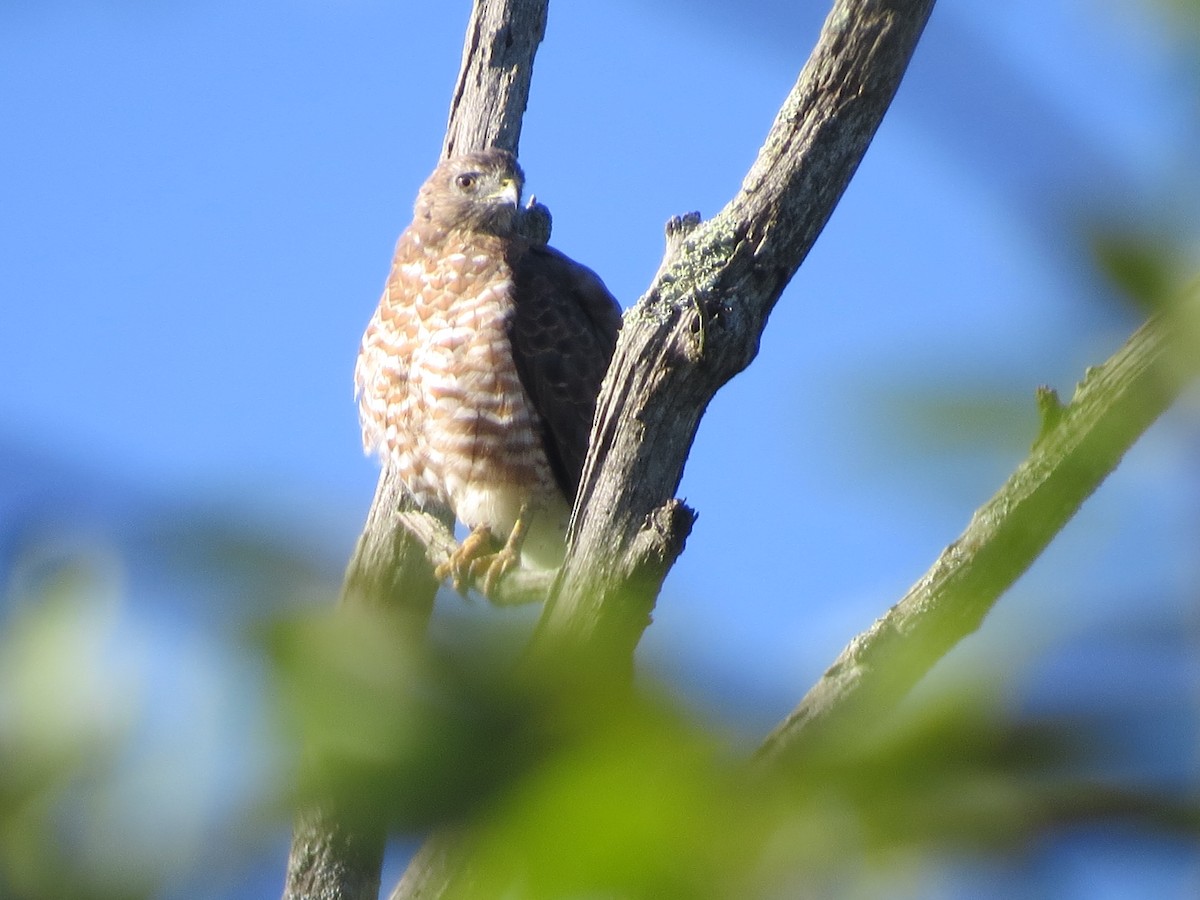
[536,0,937,665]
[282,2,549,897]
[443,0,548,158]
[339,468,442,619]
[283,807,385,900]
[757,283,1200,763]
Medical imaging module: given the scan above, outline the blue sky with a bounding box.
[2,1,1198,897]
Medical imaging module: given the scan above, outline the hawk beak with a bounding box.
[495,179,521,208]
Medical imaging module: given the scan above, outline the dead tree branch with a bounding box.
[442,0,548,160]
[536,0,937,666]
[281,2,549,898]
[391,0,937,895]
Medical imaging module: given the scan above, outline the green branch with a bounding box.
[759,283,1200,763]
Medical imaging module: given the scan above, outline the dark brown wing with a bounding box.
[507,243,622,501]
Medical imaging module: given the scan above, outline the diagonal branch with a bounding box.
[536,0,937,666]
[757,282,1200,763]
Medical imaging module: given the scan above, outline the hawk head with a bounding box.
[414,149,525,237]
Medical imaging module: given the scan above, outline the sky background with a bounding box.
[2,1,1199,897]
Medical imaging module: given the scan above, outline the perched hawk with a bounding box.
[355,149,622,594]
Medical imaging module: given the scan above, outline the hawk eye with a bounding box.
[454,172,479,191]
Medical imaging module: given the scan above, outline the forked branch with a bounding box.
[392,0,938,895]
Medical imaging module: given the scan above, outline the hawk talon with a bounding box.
[470,547,520,598]
[479,501,531,597]
[435,524,496,595]
[434,504,532,599]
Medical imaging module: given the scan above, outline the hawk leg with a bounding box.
[434,503,532,598]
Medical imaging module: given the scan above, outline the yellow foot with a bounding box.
[469,542,521,598]
[434,524,496,594]
[433,504,533,599]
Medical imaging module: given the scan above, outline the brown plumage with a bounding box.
[355,149,622,592]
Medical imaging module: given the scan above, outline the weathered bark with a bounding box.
[281,2,549,897]
[536,0,937,665]
[340,469,443,622]
[390,0,938,896]
[757,282,1200,763]
[283,806,386,900]
[441,0,548,160]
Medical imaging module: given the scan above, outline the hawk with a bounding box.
[355,149,622,595]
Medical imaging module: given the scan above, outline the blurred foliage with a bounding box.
[266,606,1199,900]
[1143,0,1200,48]
[863,382,1041,457]
[2,554,1195,899]
[1089,223,1198,314]
[0,551,156,900]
